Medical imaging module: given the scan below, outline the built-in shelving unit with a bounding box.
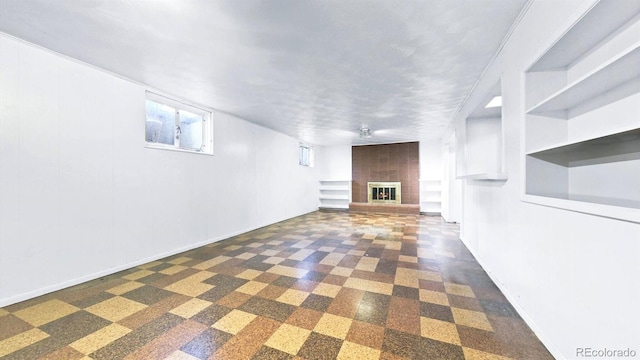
[527,44,640,117]
[523,0,640,223]
[420,179,442,214]
[319,180,351,210]
[456,81,508,180]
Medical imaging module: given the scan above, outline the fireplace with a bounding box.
[367,182,401,204]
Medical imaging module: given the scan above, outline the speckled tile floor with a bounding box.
[0,211,553,359]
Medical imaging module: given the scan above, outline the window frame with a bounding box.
[145,92,214,155]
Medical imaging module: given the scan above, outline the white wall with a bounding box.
[316,145,352,180]
[441,133,462,223]
[456,1,640,358]
[0,34,319,306]
[418,140,442,180]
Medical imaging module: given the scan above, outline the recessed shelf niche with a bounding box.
[456,81,507,180]
[523,0,640,223]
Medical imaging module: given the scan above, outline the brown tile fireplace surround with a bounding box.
[350,142,420,214]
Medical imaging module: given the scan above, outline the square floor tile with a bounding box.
[239,297,296,322]
[0,328,50,358]
[452,308,493,331]
[40,310,112,344]
[264,323,311,355]
[420,316,461,345]
[276,289,310,306]
[85,296,147,322]
[121,285,174,305]
[444,283,475,298]
[106,281,145,296]
[345,320,385,350]
[297,332,343,360]
[235,281,269,295]
[169,298,213,319]
[312,283,342,298]
[337,341,381,360]
[13,299,80,327]
[314,313,353,339]
[212,309,256,335]
[69,323,131,355]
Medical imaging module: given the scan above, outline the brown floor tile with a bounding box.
[381,328,420,359]
[322,274,348,286]
[40,310,111,344]
[121,285,175,305]
[38,346,85,360]
[386,296,421,336]
[0,314,33,341]
[286,307,324,330]
[216,291,252,308]
[70,291,116,309]
[252,345,295,360]
[190,303,233,326]
[346,320,385,349]
[326,288,365,319]
[354,292,391,326]
[254,272,281,284]
[392,285,419,300]
[419,279,446,292]
[297,332,344,360]
[420,301,454,323]
[212,316,281,359]
[256,284,289,300]
[239,297,297,322]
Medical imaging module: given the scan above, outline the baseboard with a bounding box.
[0,210,317,307]
[459,234,564,359]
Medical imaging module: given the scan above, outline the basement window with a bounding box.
[299,144,314,167]
[145,92,213,155]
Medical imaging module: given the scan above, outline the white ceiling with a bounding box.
[0,0,527,146]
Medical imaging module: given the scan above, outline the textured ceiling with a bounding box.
[0,0,527,146]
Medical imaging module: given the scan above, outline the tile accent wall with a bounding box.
[352,142,419,204]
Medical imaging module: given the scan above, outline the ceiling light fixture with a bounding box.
[359,124,372,138]
[485,96,502,108]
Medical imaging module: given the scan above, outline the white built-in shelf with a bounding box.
[319,194,350,200]
[318,203,350,210]
[419,179,442,214]
[527,128,640,164]
[319,180,351,210]
[527,44,640,117]
[523,3,640,223]
[522,194,639,224]
[529,0,640,71]
[457,173,508,181]
[319,185,349,191]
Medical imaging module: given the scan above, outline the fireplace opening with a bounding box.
[367,182,401,204]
